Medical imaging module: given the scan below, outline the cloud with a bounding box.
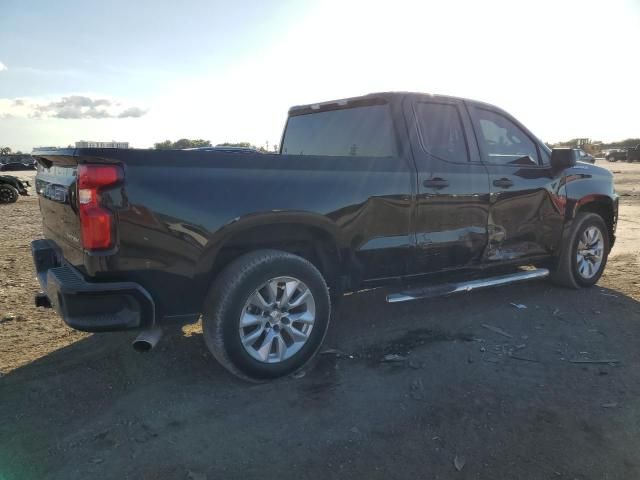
[0,61,6,72]
[1,95,147,120]
[117,106,147,118]
[35,95,113,118]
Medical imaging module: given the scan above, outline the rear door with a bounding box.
[466,104,564,261]
[34,156,84,266]
[281,99,414,280]
[404,96,491,275]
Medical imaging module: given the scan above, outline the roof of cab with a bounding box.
[288,91,503,117]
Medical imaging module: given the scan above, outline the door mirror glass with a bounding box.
[550,148,578,171]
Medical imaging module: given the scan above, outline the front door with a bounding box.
[466,104,565,262]
[404,96,491,275]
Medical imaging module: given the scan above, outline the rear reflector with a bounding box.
[77,164,123,250]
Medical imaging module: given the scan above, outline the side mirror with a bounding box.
[551,148,578,171]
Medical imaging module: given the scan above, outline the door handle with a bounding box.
[423,178,449,189]
[493,178,513,188]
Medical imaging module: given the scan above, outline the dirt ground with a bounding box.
[1,162,639,480]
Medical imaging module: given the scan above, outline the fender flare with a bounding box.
[195,211,344,276]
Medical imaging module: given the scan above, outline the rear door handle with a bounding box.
[423,178,449,189]
[493,178,513,188]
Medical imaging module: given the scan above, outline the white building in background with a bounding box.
[75,141,129,149]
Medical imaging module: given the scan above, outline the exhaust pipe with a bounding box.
[132,327,163,352]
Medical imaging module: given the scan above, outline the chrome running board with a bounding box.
[386,268,550,304]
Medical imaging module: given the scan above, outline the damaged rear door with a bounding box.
[405,96,491,274]
[467,104,564,261]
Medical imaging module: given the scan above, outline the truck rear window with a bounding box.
[282,104,396,157]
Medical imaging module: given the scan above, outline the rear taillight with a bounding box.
[77,164,123,250]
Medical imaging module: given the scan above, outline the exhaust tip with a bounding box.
[132,327,163,353]
[35,292,52,309]
[132,340,154,352]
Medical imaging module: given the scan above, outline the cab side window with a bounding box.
[415,102,469,162]
[282,104,397,157]
[475,109,540,166]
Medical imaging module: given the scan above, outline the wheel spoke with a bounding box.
[248,291,271,310]
[266,280,279,304]
[276,335,287,361]
[578,259,587,276]
[288,310,314,324]
[240,311,263,328]
[241,325,265,346]
[287,288,311,309]
[279,280,299,308]
[284,324,308,343]
[256,329,277,361]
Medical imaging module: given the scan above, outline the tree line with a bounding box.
[1,147,25,155]
[549,138,640,149]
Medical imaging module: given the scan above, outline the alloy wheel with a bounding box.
[239,276,316,363]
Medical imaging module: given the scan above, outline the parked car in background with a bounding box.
[0,162,37,172]
[604,149,627,162]
[577,149,595,163]
[184,146,262,154]
[626,145,640,162]
[0,175,30,203]
[31,92,618,381]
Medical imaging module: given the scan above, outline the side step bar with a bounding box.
[386,268,550,304]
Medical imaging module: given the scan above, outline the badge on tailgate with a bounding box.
[41,183,68,203]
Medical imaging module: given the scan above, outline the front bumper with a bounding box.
[31,239,155,332]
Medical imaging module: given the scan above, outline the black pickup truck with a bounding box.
[32,92,618,380]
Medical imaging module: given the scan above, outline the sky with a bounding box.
[1,0,639,151]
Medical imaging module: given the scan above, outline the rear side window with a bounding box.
[475,109,539,165]
[282,104,396,157]
[415,102,468,162]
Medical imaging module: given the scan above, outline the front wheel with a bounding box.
[0,184,19,204]
[202,250,331,381]
[550,213,610,288]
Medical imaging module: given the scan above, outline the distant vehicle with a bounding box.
[604,149,627,162]
[577,150,595,164]
[626,145,640,162]
[184,146,262,154]
[0,162,36,172]
[0,175,30,203]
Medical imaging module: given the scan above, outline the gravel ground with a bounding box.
[1,162,639,480]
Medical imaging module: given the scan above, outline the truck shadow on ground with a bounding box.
[2,281,640,480]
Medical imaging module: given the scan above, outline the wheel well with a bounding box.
[209,223,341,289]
[576,199,615,245]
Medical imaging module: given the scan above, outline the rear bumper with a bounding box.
[31,239,155,332]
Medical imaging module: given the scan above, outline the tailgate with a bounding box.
[34,152,84,267]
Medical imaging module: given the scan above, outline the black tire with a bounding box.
[0,184,19,204]
[606,156,617,162]
[550,212,610,288]
[202,249,331,381]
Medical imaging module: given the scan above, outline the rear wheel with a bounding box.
[202,249,331,381]
[550,213,609,288]
[0,184,19,204]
